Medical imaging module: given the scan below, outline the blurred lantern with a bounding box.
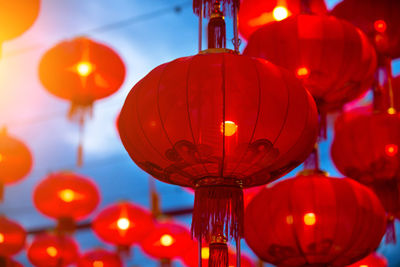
[0,0,40,56]
[33,171,100,234]
[347,252,387,267]
[77,249,123,267]
[0,128,32,201]
[245,173,387,267]
[331,0,400,61]
[0,216,26,258]
[238,0,327,39]
[27,233,79,267]
[140,221,193,266]
[92,202,155,253]
[244,15,377,137]
[38,37,125,166]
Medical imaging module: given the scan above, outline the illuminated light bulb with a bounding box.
[117,217,130,230]
[201,247,210,259]
[0,233,4,243]
[220,121,238,136]
[360,265,368,267]
[304,212,316,225]
[58,189,76,203]
[385,144,398,156]
[76,61,94,77]
[160,234,174,247]
[296,67,310,78]
[46,246,58,257]
[374,20,387,33]
[93,261,104,267]
[286,215,294,225]
[273,6,289,21]
[388,107,396,115]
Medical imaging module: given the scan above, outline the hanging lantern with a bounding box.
[92,202,155,251]
[0,0,40,56]
[140,221,193,265]
[244,15,377,116]
[77,249,123,267]
[33,171,100,233]
[27,233,79,267]
[0,128,33,201]
[0,216,26,257]
[38,37,126,166]
[245,173,387,267]
[347,252,387,267]
[238,0,327,40]
[331,0,400,61]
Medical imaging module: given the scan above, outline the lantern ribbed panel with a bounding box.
[245,175,386,267]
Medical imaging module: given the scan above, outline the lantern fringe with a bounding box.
[209,242,229,267]
[192,185,243,242]
[385,217,397,244]
[208,7,226,49]
[193,0,239,18]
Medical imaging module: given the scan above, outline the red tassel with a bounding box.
[209,241,228,267]
[385,215,397,244]
[193,0,240,18]
[207,1,226,49]
[57,217,76,235]
[191,184,244,242]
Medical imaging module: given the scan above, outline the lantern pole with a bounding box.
[198,0,203,52]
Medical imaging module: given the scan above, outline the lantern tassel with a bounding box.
[192,184,243,242]
[193,0,240,18]
[385,216,397,244]
[208,1,226,49]
[209,241,229,267]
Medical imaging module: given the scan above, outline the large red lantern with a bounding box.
[238,0,327,39]
[244,15,377,114]
[0,128,33,200]
[92,202,155,249]
[77,249,123,267]
[118,50,318,244]
[331,0,400,60]
[39,37,126,165]
[245,173,387,267]
[140,221,193,264]
[347,252,387,267]
[0,216,26,257]
[27,233,79,267]
[33,171,100,233]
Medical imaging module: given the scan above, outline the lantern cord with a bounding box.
[236,237,241,267]
[77,116,85,167]
[303,143,320,172]
[150,176,162,218]
[198,0,203,52]
[385,57,396,114]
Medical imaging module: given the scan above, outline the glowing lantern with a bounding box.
[244,15,377,114]
[27,233,79,267]
[38,37,126,166]
[331,0,400,60]
[0,128,33,201]
[33,171,100,233]
[0,216,26,257]
[77,249,123,267]
[118,49,319,245]
[140,221,193,262]
[238,0,327,39]
[92,202,155,249]
[245,173,387,267]
[347,252,387,267]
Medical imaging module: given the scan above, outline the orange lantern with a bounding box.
[77,249,123,267]
[0,128,32,200]
[0,216,26,257]
[27,233,79,267]
[38,37,126,166]
[92,202,155,251]
[33,171,100,233]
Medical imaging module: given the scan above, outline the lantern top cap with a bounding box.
[297,169,328,177]
[199,48,237,54]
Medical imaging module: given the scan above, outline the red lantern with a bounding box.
[347,252,387,267]
[118,50,319,243]
[244,15,377,114]
[0,216,26,257]
[140,221,192,262]
[238,0,327,39]
[245,173,387,267]
[39,37,126,166]
[33,171,100,233]
[27,233,79,267]
[92,202,155,249]
[77,249,123,267]
[331,0,400,60]
[0,258,23,267]
[0,128,33,200]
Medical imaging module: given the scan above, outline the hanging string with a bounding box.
[199,0,203,52]
[232,2,240,53]
[385,57,396,114]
